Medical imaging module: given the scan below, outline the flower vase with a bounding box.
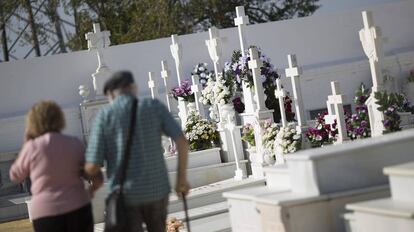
[219,104,236,126]
[274,146,285,164]
[263,149,276,165]
[209,105,219,122]
[247,146,257,163]
[406,82,414,104]
[187,102,196,113]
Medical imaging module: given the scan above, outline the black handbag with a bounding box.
[104,99,138,232]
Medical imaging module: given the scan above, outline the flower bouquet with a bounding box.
[224,46,295,122]
[199,73,235,106]
[185,111,220,151]
[191,63,213,87]
[306,112,337,147]
[346,84,371,139]
[171,79,195,102]
[261,120,280,152]
[274,124,302,155]
[241,123,255,147]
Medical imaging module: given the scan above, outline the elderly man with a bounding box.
[84,71,190,232]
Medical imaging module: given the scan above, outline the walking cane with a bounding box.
[182,193,191,232]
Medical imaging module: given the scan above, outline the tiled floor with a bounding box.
[0,219,33,232]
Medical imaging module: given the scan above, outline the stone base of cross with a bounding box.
[366,93,385,137]
[241,110,274,179]
[92,66,111,98]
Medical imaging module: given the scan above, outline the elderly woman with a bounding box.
[9,101,98,232]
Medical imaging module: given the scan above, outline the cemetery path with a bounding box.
[0,219,33,232]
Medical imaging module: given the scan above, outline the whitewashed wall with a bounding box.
[0,0,414,152]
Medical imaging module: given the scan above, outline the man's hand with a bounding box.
[175,176,190,197]
[84,163,104,198]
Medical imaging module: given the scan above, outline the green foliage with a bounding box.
[64,0,320,50]
[374,91,408,112]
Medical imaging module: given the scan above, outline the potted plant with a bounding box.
[191,62,213,87]
[261,120,280,165]
[306,112,337,148]
[171,79,195,112]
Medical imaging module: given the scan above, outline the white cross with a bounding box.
[275,79,288,128]
[325,81,348,143]
[205,27,223,77]
[148,72,159,99]
[234,6,249,56]
[170,34,183,84]
[85,23,111,51]
[359,11,384,93]
[285,54,307,129]
[191,75,206,118]
[248,47,266,112]
[225,115,245,181]
[161,60,172,112]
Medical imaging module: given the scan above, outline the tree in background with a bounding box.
[1,0,320,59]
[65,0,320,50]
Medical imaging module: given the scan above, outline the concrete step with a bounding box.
[94,204,231,232]
[0,193,30,222]
[169,160,249,189]
[263,164,290,189]
[169,177,265,213]
[346,198,414,232]
[383,162,414,202]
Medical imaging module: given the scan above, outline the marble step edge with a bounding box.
[346,197,414,219]
[383,162,414,177]
[170,177,266,203]
[168,201,228,221]
[169,160,248,175]
[224,184,389,207]
[263,164,288,174]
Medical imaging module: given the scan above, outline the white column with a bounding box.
[275,79,288,128]
[170,34,188,128]
[191,75,206,118]
[234,6,255,115]
[148,72,159,100]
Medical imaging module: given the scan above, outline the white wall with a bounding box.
[0,0,414,152]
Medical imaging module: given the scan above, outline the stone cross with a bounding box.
[285,54,307,131]
[324,102,336,125]
[326,81,348,143]
[275,79,288,128]
[234,6,255,115]
[205,26,223,77]
[170,34,184,84]
[191,75,206,118]
[359,11,384,93]
[359,11,386,137]
[248,47,266,112]
[170,34,188,127]
[161,60,173,112]
[148,72,159,100]
[234,6,249,57]
[85,23,111,96]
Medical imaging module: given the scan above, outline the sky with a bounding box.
[317,0,397,14]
